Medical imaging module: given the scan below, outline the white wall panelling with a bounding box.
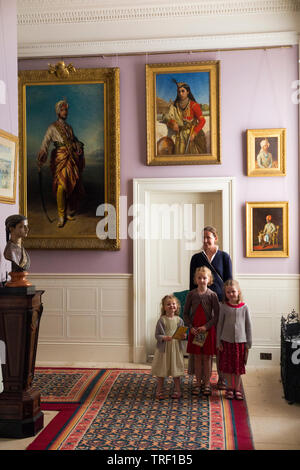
[29,273,133,364]
[237,274,300,366]
[30,272,299,366]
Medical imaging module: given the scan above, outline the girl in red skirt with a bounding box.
[184,267,220,396]
[216,280,252,400]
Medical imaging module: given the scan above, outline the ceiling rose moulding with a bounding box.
[17,0,300,25]
[17,31,298,58]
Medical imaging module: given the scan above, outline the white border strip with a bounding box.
[18,31,298,58]
[17,0,300,25]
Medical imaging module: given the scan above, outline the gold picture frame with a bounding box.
[246,202,289,258]
[146,61,220,165]
[247,128,286,177]
[0,129,18,204]
[18,67,120,250]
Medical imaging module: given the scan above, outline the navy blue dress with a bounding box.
[189,250,232,301]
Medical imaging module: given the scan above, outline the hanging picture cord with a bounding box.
[19,44,292,62]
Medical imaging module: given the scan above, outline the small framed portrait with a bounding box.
[146,61,220,166]
[246,201,289,258]
[0,129,18,204]
[247,128,286,177]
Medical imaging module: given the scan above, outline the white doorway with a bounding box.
[133,177,235,363]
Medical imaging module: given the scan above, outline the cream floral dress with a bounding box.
[151,315,185,378]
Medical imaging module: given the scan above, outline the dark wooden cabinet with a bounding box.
[281,317,300,404]
[0,290,44,437]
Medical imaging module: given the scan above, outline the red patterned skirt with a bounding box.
[219,341,246,375]
[186,304,216,356]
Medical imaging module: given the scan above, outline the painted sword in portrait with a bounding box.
[146,62,220,165]
[18,68,120,250]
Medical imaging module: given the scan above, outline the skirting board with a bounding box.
[36,343,132,364]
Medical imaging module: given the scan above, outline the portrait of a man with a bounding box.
[253,208,283,252]
[25,83,105,239]
[37,99,85,228]
[19,67,120,250]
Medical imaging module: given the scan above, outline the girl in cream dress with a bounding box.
[151,295,186,399]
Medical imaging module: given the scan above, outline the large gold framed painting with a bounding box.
[18,66,120,249]
[146,61,220,165]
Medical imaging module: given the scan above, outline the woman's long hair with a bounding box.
[173,80,197,104]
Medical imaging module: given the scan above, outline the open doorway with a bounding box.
[133,177,235,363]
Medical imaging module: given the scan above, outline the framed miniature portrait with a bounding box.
[0,129,18,204]
[247,129,286,177]
[18,66,120,250]
[246,202,289,258]
[146,61,220,166]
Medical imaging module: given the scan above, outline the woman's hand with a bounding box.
[218,343,223,352]
[191,327,198,336]
[198,326,206,333]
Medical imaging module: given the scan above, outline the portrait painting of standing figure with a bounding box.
[18,67,120,250]
[246,202,289,258]
[146,61,220,166]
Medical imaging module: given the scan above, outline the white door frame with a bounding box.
[133,177,235,363]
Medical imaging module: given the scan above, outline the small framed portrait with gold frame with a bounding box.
[247,128,286,177]
[246,201,289,258]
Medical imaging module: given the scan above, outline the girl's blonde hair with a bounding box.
[160,295,181,316]
[193,266,214,286]
[223,279,243,303]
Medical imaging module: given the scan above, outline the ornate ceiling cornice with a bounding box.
[17,0,300,25]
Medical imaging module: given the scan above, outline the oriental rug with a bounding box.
[28,368,254,450]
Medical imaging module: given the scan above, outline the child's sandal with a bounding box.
[217,379,227,390]
[202,385,212,396]
[155,392,164,400]
[225,389,234,400]
[235,390,244,401]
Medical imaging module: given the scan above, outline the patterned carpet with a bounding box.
[28,368,254,450]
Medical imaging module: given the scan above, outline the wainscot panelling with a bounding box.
[237,274,300,366]
[29,274,133,364]
[30,273,299,367]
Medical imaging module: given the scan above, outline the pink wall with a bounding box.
[0,0,18,281]
[18,46,299,275]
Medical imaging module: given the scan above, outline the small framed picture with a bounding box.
[246,202,289,258]
[0,129,18,204]
[246,128,286,177]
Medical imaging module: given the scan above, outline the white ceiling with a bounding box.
[17,0,300,57]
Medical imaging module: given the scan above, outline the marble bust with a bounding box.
[4,214,30,273]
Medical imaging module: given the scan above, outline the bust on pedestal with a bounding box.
[0,215,44,437]
[4,214,32,289]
